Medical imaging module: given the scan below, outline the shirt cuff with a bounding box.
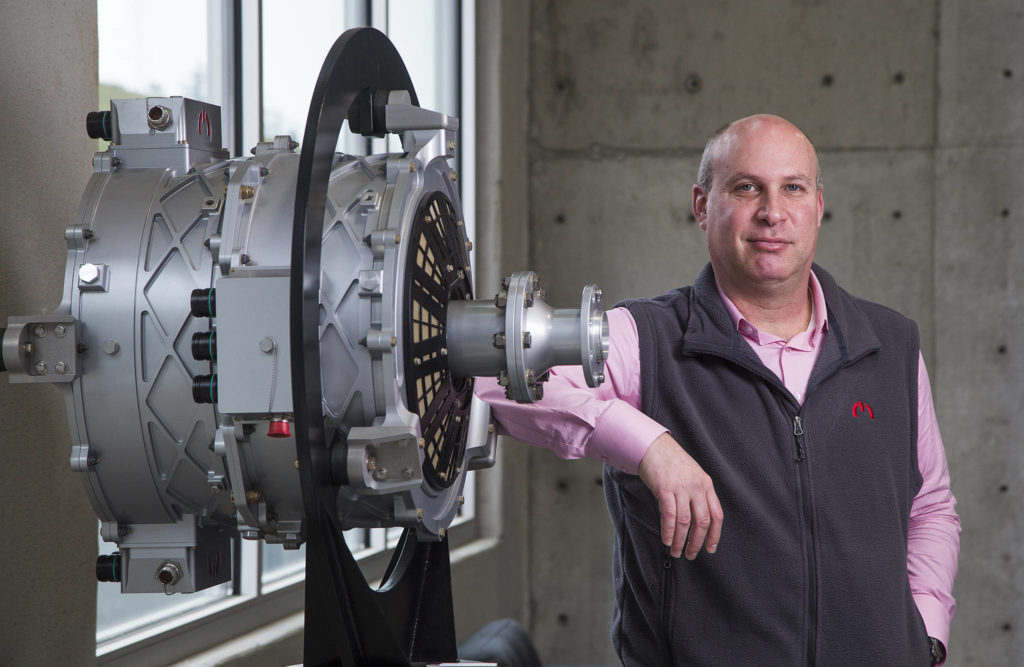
[587,399,667,474]
[914,593,951,648]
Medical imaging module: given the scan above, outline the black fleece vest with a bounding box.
[605,264,928,666]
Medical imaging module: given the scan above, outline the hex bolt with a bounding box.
[33,325,47,338]
[440,347,448,356]
[239,185,255,200]
[259,337,275,353]
[438,527,446,539]
[447,140,456,150]
[523,331,532,348]
[495,291,508,308]
[244,490,261,504]
[417,508,425,518]
[372,468,388,481]
[457,496,465,506]
[402,467,414,480]
[79,263,100,284]
[450,170,458,182]
[34,361,47,375]
[55,361,68,374]
[54,325,67,338]
[493,332,506,348]
[103,340,120,355]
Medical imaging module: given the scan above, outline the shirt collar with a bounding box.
[714,271,829,346]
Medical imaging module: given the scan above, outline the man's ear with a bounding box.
[693,184,709,230]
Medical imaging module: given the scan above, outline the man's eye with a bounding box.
[737,183,755,192]
[785,184,805,192]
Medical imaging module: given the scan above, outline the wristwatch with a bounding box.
[928,636,946,665]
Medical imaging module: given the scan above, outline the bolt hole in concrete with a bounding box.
[821,73,834,86]
[823,210,832,222]
[683,74,702,94]
[893,71,905,84]
[1003,623,1013,632]
[1002,208,1011,217]
[1004,68,1014,78]
[557,613,569,626]
[892,210,902,220]
[555,213,566,224]
[1000,484,1009,493]
[998,345,1008,355]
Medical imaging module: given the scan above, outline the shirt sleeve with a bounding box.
[474,307,668,474]
[908,352,961,648]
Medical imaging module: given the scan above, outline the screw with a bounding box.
[457,496,465,506]
[495,291,508,308]
[54,325,67,338]
[417,508,425,518]
[465,241,473,252]
[245,490,260,504]
[239,185,255,200]
[402,467,414,480]
[34,361,47,375]
[372,468,388,481]
[33,325,47,338]
[55,361,67,374]
[447,140,456,150]
[103,340,119,355]
[450,170,458,182]
[493,332,506,349]
[523,331,532,348]
[259,337,275,353]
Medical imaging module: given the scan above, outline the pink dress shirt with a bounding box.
[477,274,960,647]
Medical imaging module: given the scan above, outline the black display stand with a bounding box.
[288,28,458,666]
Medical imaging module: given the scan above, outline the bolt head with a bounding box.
[103,340,119,355]
[402,467,414,480]
[33,361,47,375]
[55,361,67,374]
[33,325,47,338]
[79,263,100,284]
[54,325,67,338]
[259,337,275,353]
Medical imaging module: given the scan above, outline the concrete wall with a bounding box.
[519,1,1022,664]
[0,0,99,665]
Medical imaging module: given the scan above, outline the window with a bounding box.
[95,1,476,663]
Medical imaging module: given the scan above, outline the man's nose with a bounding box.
[757,193,785,225]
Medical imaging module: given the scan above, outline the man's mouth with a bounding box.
[748,238,789,251]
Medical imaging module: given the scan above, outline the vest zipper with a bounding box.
[793,414,817,665]
[661,553,675,666]
[793,415,805,461]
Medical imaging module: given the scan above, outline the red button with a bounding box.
[267,419,291,438]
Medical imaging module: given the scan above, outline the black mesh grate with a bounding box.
[403,191,473,489]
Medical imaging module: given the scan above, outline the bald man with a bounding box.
[478,115,959,665]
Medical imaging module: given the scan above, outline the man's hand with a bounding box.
[638,433,724,560]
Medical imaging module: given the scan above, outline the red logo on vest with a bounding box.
[852,401,874,419]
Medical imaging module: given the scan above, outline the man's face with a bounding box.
[693,117,824,296]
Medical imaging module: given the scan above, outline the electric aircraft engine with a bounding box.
[0,41,609,602]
